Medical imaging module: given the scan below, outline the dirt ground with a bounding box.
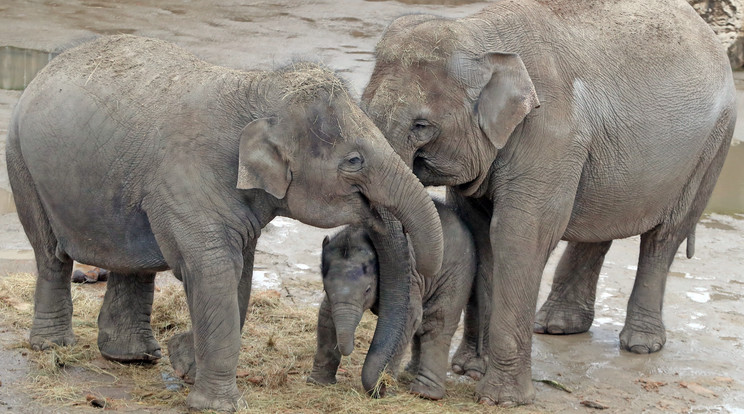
[0,1,743,413]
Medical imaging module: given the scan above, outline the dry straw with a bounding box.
[0,273,540,413]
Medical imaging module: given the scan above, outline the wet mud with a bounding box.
[0,0,743,412]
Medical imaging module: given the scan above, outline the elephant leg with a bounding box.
[169,238,256,385]
[448,191,490,380]
[410,303,462,401]
[621,126,732,354]
[477,196,573,407]
[29,252,75,350]
[307,296,341,385]
[7,139,75,350]
[98,271,161,362]
[534,241,613,335]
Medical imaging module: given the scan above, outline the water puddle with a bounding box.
[0,46,57,90]
[253,270,280,290]
[686,288,710,303]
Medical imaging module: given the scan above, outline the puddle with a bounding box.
[707,143,744,214]
[686,288,710,303]
[253,270,280,290]
[0,46,57,90]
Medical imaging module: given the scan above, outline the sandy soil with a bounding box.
[0,1,743,413]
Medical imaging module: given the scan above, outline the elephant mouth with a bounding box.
[413,154,458,187]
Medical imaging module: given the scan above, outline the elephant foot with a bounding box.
[168,331,196,384]
[306,372,337,386]
[186,384,243,412]
[534,298,593,335]
[475,365,535,407]
[30,314,76,350]
[29,330,76,351]
[98,330,161,363]
[619,309,666,354]
[409,376,445,400]
[451,341,485,379]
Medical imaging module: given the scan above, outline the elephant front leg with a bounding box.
[170,240,256,386]
[477,209,565,407]
[307,296,342,385]
[534,241,612,335]
[181,261,243,412]
[98,271,161,362]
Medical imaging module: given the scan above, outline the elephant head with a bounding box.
[361,16,540,196]
[238,64,442,278]
[320,227,378,356]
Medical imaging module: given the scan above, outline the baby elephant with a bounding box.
[308,200,476,400]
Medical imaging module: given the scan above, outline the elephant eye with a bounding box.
[340,152,364,172]
[409,119,437,143]
[365,285,371,294]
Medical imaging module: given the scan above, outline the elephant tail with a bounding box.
[686,226,695,259]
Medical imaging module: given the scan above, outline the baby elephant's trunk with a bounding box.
[332,305,364,356]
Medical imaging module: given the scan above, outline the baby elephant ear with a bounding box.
[236,118,291,199]
[476,52,540,150]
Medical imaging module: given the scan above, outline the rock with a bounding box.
[688,0,744,69]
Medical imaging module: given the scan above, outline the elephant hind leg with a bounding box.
[7,131,75,350]
[534,240,612,335]
[621,113,734,354]
[98,271,161,362]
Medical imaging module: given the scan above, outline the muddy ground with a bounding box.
[0,0,743,413]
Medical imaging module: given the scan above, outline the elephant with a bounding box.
[307,199,476,400]
[6,35,444,412]
[361,0,736,406]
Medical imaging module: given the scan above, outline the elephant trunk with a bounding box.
[364,149,443,279]
[331,304,364,356]
[361,208,412,397]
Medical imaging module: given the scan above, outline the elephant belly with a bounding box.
[41,189,167,272]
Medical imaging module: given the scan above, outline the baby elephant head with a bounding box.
[320,226,378,356]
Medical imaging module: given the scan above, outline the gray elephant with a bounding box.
[307,200,476,400]
[361,0,736,406]
[7,35,444,412]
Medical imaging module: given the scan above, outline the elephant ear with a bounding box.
[474,53,540,150]
[236,117,291,199]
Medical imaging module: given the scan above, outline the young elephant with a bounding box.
[308,200,476,400]
[7,35,444,412]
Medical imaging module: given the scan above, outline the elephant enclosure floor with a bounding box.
[0,0,743,412]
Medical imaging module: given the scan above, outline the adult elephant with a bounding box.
[362,0,735,406]
[7,35,443,412]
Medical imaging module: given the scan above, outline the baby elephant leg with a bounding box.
[308,297,342,385]
[409,308,453,400]
[98,271,161,362]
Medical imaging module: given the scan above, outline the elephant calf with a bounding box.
[308,200,476,400]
